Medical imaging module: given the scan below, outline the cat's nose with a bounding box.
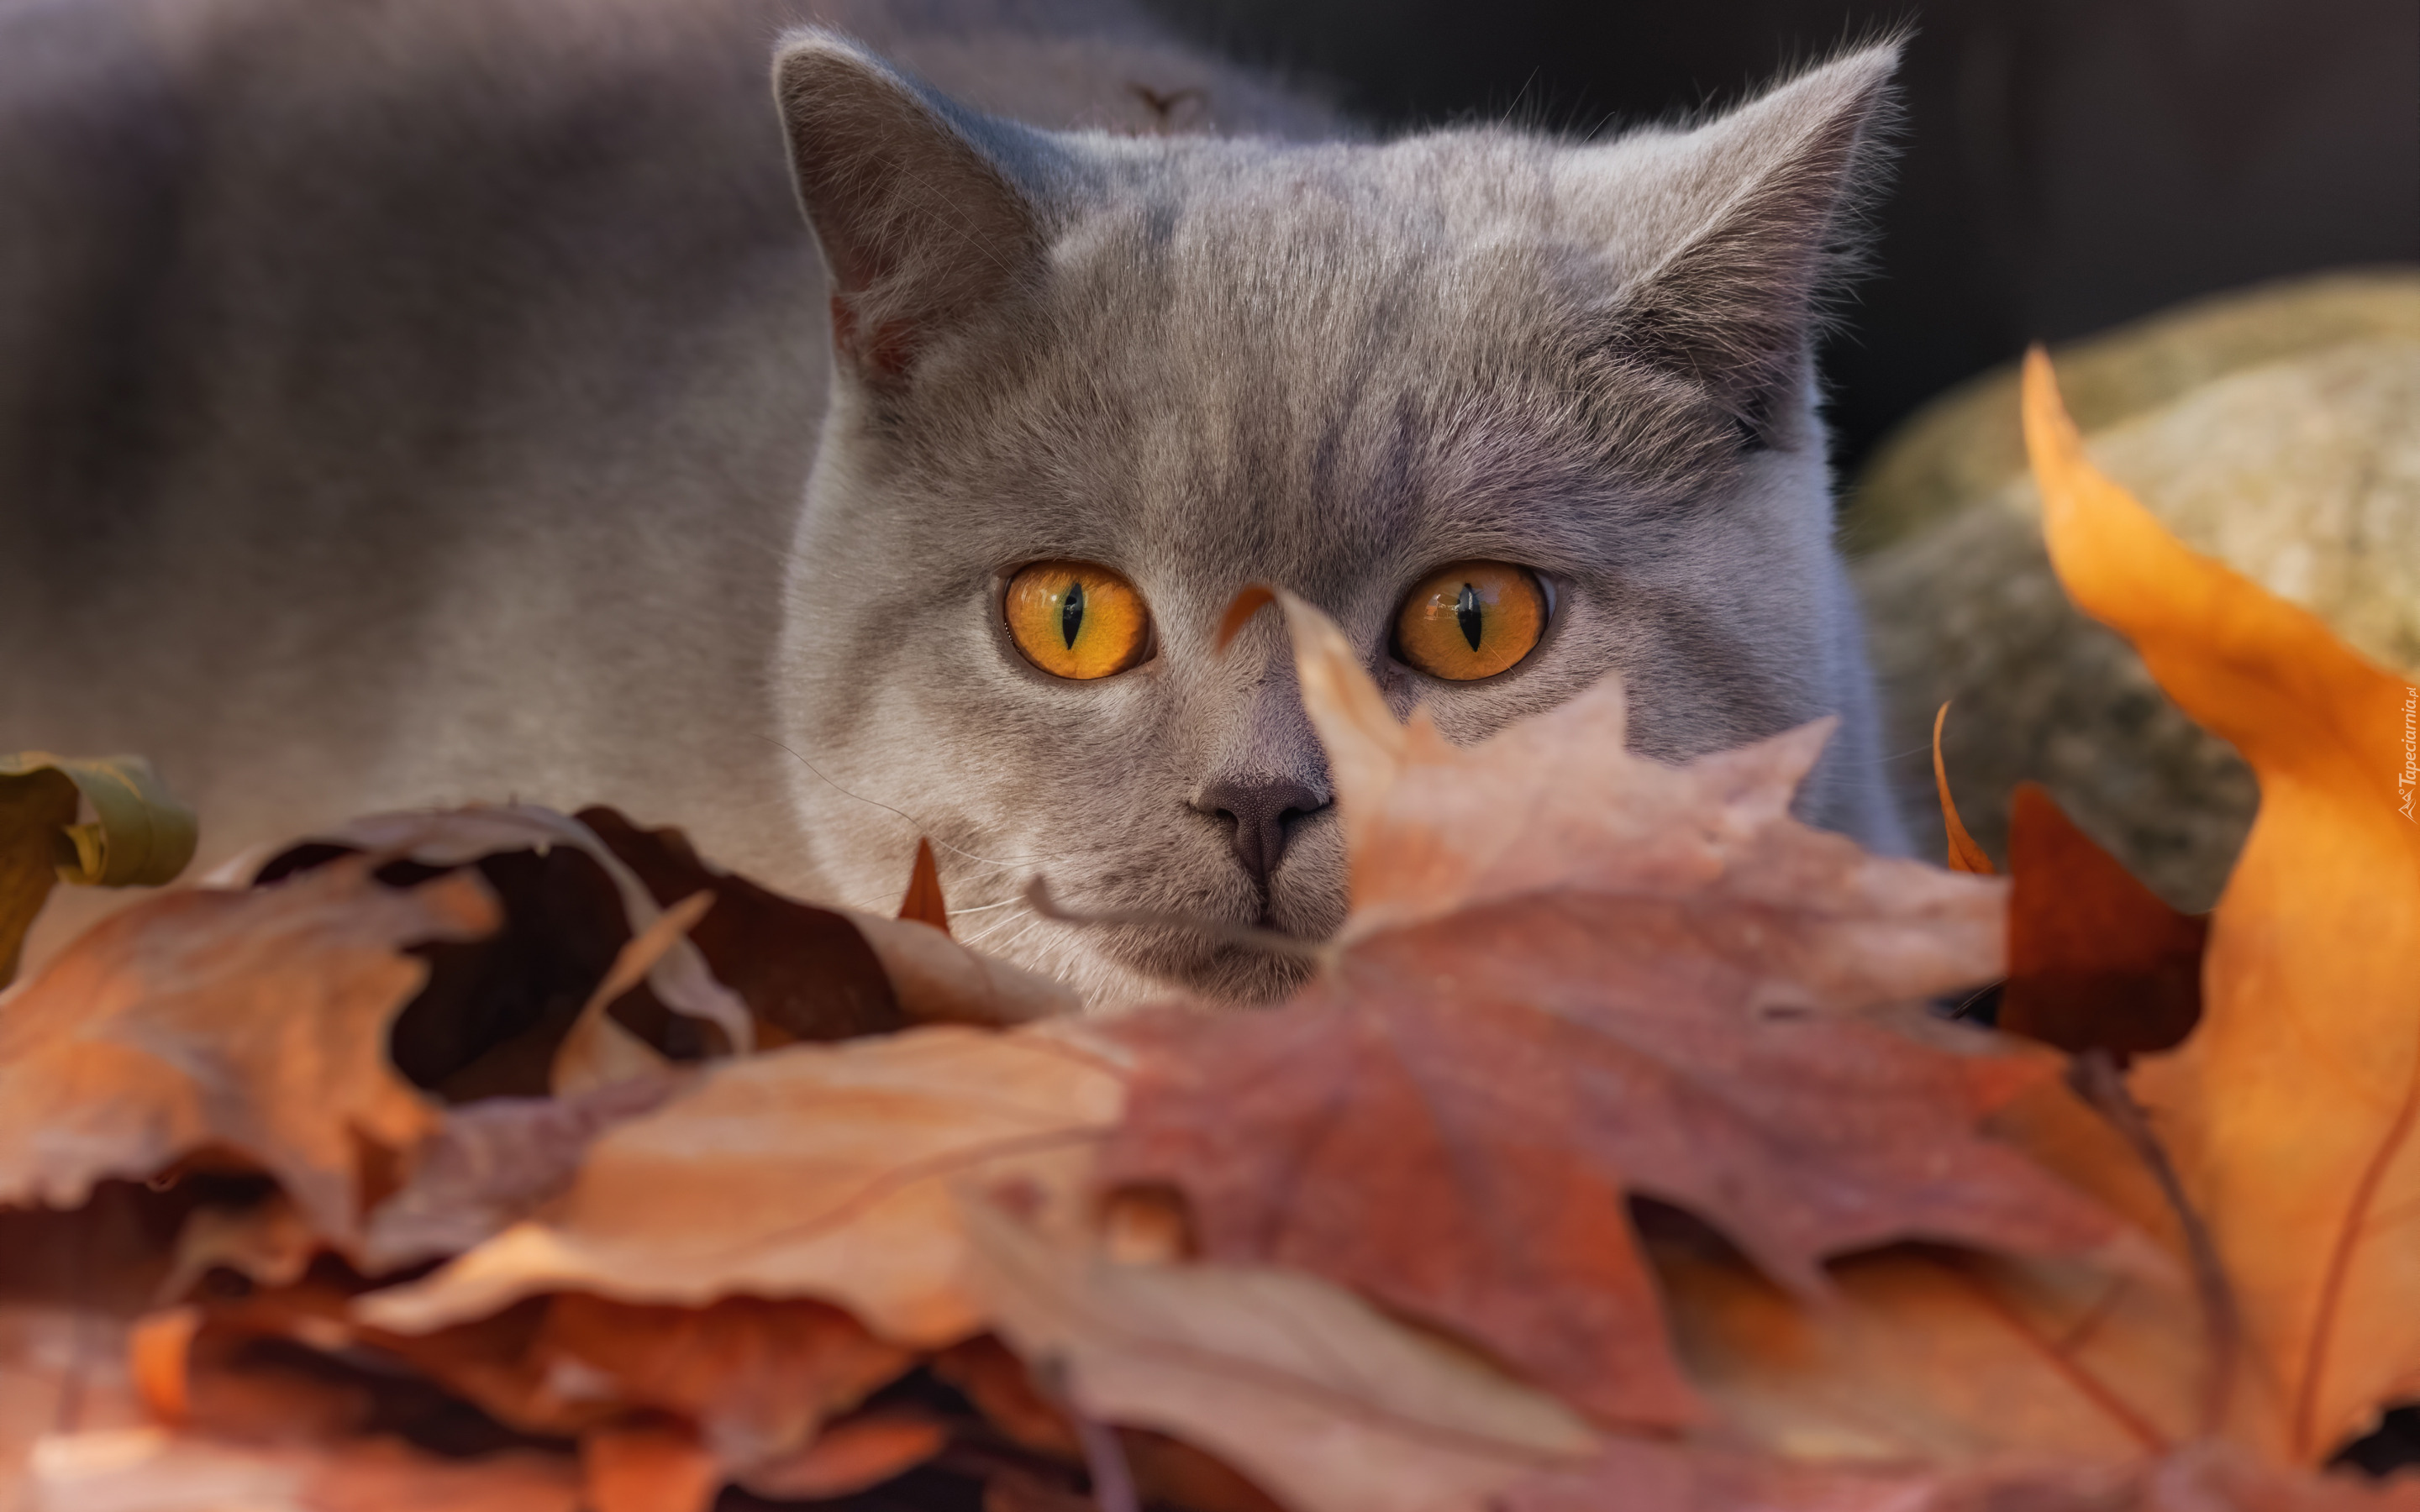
[1195,775,1328,885]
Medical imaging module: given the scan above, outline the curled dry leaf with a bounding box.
[1107,591,2129,1428]
[271,806,752,1063]
[2,1303,581,1512]
[550,890,712,1097]
[134,1275,914,1507]
[2023,349,2420,1462]
[576,807,908,1042]
[0,858,492,1243]
[960,1189,1600,1512]
[0,751,197,985]
[371,1294,913,1472]
[583,805,1073,1032]
[358,1024,1127,1347]
[1929,705,1998,877]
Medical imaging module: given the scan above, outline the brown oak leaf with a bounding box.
[0,858,492,1242]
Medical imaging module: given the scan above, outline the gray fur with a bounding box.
[0,0,1905,1004]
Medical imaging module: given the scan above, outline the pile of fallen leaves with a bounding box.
[1,354,2414,1512]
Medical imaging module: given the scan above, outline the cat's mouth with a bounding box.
[1011,868,1341,1004]
[1084,876,1342,1005]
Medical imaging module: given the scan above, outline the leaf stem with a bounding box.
[2069,1050,2240,1439]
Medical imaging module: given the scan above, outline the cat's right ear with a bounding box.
[773,33,1047,389]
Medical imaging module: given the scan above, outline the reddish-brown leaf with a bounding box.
[1102,591,2131,1430]
[2000,782,2207,1058]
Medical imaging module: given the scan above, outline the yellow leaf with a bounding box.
[0,753,197,986]
[2023,347,2420,1462]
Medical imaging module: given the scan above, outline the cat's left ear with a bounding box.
[1591,42,1902,440]
[773,31,1055,389]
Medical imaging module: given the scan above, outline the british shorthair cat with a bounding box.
[0,0,1903,1004]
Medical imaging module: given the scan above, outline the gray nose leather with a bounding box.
[1196,774,1327,883]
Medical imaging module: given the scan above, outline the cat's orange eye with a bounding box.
[1393,561,1547,680]
[1004,560,1153,680]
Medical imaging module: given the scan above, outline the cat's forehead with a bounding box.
[924,130,1737,601]
[1057,132,1632,330]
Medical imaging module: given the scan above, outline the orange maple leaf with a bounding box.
[2021,348,2420,1463]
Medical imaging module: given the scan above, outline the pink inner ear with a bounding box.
[829,294,918,384]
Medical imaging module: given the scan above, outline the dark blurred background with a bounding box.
[1141,0,2419,475]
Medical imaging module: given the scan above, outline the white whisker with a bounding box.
[957,907,1038,948]
[946,896,1026,916]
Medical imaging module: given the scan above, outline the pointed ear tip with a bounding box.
[1830,34,1910,77]
[771,29,890,89]
[1780,39,1906,108]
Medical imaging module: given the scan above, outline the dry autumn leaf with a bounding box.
[357,1024,1127,1348]
[1500,1435,2420,1512]
[1102,588,2134,1429]
[1,1302,583,1512]
[0,752,196,985]
[2021,349,2420,1462]
[960,1189,1601,1512]
[1653,1238,2207,1463]
[576,806,908,1042]
[0,858,492,1243]
[1930,705,1997,877]
[149,1283,923,1498]
[259,806,753,1072]
[360,1073,686,1273]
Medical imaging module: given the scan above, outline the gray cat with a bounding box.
[0,0,1904,1005]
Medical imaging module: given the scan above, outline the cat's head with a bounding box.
[767,30,1906,1007]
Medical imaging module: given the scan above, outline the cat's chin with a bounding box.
[1046,910,1331,1010]
[1147,937,1320,1006]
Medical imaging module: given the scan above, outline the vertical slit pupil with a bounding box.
[1060,580,1086,650]
[1455,583,1483,651]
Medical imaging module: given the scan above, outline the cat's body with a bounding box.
[0,0,1905,1003]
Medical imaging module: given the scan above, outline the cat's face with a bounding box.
[770,34,1906,1006]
